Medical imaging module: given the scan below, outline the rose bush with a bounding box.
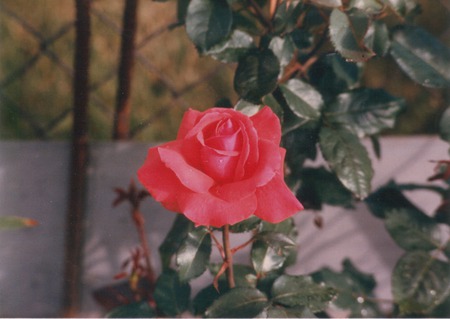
[138,106,303,227]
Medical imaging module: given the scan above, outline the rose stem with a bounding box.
[132,207,155,286]
[222,225,236,289]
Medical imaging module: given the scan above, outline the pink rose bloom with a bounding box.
[138,106,303,227]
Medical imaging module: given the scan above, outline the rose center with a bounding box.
[200,118,243,182]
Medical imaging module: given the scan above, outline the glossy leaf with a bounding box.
[325,88,405,137]
[159,214,193,270]
[329,8,375,62]
[258,305,317,318]
[364,21,390,57]
[365,183,415,219]
[205,29,255,63]
[205,287,268,318]
[271,275,336,312]
[269,36,295,73]
[193,284,223,315]
[297,167,354,210]
[349,0,385,15]
[390,25,450,88]
[186,0,232,51]
[105,301,155,318]
[280,79,324,121]
[392,251,450,315]
[234,49,280,103]
[312,259,382,317]
[283,125,318,169]
[383,0,420,18]
[384,205,441,251]
[230,215,261,233]
[0,216,38,230]
[234,99,261,116]
[439,106,450,142]
[153,270,191,316]
[319,126,373,199]
[308,54,360,101]
[311,0,342,8]
[251,219,297,274]
[176,226,211,281]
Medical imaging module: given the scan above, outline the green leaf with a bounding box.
[251,219,297,274]
[364,21,390,57]
[349,0,385,15]
[280,79,324,122]
[329,8,375,62]
[0,216,38,230]
[308,54,361,101]
[159,214,193,270]
[383,0,420,18]
[312,259,382,317]
[365,183,443,251]
[269,36,295,73]
[205,287,268,318]
[234,49,280,103]
[325,88,405,137]
[105,301,155,318]
[365,182,415,219]
[283,125,318,169]
[384,206,441,251]
[193,284,223,316]
[392,251,450,315]
[271,275,336,312]
[234,99,261,116]
[258,305,317,318]
[186,0,232,51]
[153,269,191,316]
[311,0,342,8]
[390,25,450,88]
[297,167,354,210]
[205,29,255,63]
[177,0,190,23]
[439,106,450,142]
[230,215,261,233]
[319,126,373,199]
[176,226,211,281]
[254,231,296,249]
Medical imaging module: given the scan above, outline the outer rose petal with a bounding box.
[254,174,304,223]
[179,191,257,227]
[158,145,214,193]
[137,145,185,212]
[177,108,203,139]
[250,106,281,144]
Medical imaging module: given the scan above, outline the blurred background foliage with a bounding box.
[0,0,448,141]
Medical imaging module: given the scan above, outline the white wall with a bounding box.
[0,138,448,317]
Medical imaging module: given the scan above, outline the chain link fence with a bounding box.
[0,0,235,141]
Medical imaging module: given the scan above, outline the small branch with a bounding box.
[231,236,255,254]
[248,0,273,32]
[208,228,225,259]
[222,225,235,289]
[131,208,155,286]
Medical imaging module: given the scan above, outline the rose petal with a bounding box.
[158,144,215,193]
[179,192,257,227]
[254,174,304,223]
[212,140,281,201]
[137,145,184,211]
[177,108,203,139]
[250,106,281,144]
